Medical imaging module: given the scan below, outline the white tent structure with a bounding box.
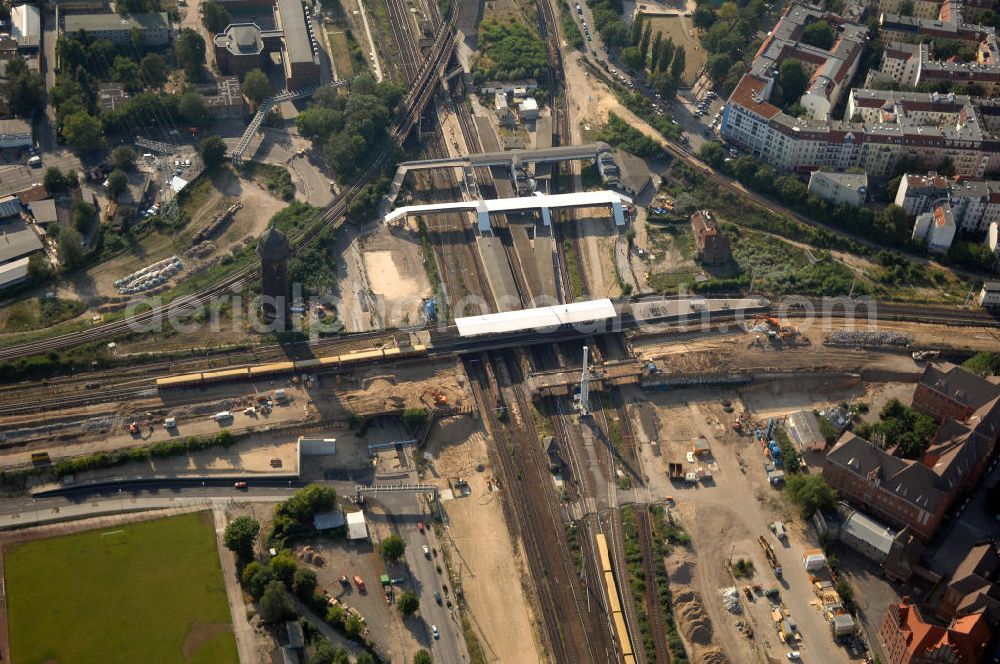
[346,510,368,540]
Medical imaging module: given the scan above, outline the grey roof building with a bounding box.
[0,256,29,290]
[29,199,57,225]
[64,12,172,46]
[807,171,868,207]
[0,225,42,264]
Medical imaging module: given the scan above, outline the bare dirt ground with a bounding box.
[633,384,866,663]
[362,228,434,328]
[47,169,287,309]
[576,214,621,298]
[424,416,547,664]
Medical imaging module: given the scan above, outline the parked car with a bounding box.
[423,545,431,559]
[417,522,425,533]
[234,481,248,489]
[354,575,366,592]
[431,625,440,639]
[787,653,801,661]
[434,591,442,605]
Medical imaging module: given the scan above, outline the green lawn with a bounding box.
[5,512,238,664]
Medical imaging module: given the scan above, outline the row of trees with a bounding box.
[586,0,629,48]
[694,0,770,94]
[698,143,999,274]
[224,485,435,664]
[53,28,209,150]
[620,16,686,95]
[296,75,404,180]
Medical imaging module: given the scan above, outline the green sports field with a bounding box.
[5,511,238,664]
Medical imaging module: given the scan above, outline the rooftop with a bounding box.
[64,12,170,34]
[214,23,264,56]
[455,298,617,337]
[0,118,31,136]
[0,225,42,264]
[841,508,899,556]
[0,255,29,290]
[919,363,1000,411]
[10,4,41,47]
[275,0,314,65]
[29,199,57,225]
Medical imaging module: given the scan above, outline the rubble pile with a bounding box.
[827,329,912,347]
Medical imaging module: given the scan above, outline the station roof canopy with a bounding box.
[455,298,617,337]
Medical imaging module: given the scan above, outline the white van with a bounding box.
[164,417,177,429]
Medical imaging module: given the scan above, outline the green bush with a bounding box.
[598,112,661,158]
[471,19,548,84]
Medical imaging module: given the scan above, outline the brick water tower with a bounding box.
[257,227,291,328]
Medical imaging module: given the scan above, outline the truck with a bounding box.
[771,521,786,541]
[758,535,783,578]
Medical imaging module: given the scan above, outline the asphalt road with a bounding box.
[378,493,465,664]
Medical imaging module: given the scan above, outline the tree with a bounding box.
[202,0,233,33]
[241,561,272,599]
[28,253,53,282]
[693,5,716,29]
[778,59,808,106]
[414,651,433,664]
[44,167,70,193]
[141,53,168,88]
[259,580,297,623]
[112,56,143,93]
[344,613,363,638]
[403,407,428,432]
[639,21,653,62]
[396,590,419,616]
[200,135,229,171]
[897,0,914,16]
[243,69,273,106]
[73,201,96,234]
[292,567,318,600]
[176,28,207,73]
[707,53,733,81]
[325,603,345,625]
[656,38,674,74]
[269,552,298,585]
[629,15,644,46]
[621,47,645,72]
[106,169,128,201]
[380,534,407,562]
[802,20,834,50]
[5,56,46,118]
[963,352,1000,378]
[62,111,104,152]
[110,146,136,172]
[309,643,350,664]
[785,473,836,517]
[698,141,726,169]
[670,46,686,80]
[223,515,260,562]
[58,227,86,270]
[179,91,212,127]
[649,32,664,71]
[356,654,375,664]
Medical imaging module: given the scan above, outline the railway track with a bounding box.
[464,350,609,663]
[0,386,159,417]
[0,10,459,362]
[635,506,670,664]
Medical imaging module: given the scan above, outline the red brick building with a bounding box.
[823,434,951,540]
[690,210,731,265]
[912,363,1000,423]
[880,599,991,664]
[937,544,1000,623]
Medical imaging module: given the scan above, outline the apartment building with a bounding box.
[911,201,956,252]
[880,600,991,664]
[869,35,1000,95]
[877,0,942,21]
[807,170,868,206]
[63,12,172,46]
[895,172,1000,232]
[720,2,1000,176]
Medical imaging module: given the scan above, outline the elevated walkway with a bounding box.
[384,190,633,231]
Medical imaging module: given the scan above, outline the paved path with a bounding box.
[212,506,259,664]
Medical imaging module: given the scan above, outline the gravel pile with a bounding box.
[828,329,912,347]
